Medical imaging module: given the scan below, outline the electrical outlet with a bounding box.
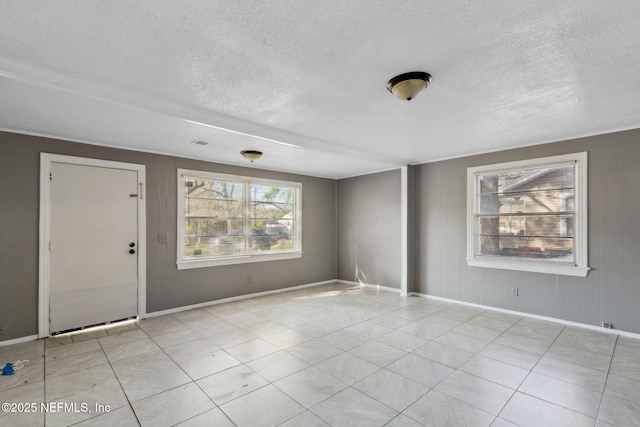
[0,324,6,335]
[511,287,519,296]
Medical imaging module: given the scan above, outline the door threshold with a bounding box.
[50,317,137,337]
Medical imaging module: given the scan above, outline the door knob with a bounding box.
[129,249,136,254]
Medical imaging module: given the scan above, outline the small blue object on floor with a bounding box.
[1,362,14,376]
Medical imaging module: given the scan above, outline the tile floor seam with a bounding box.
[544,323,613,425]
[99,328,148,426]
[107,327,195,422]
[594,333,620,425]
[505,324,563,422]
[513,321,564,395]
[105,354,142,427]
[512,388,598,422]
[353,380,430,415]
[454,359,527,392]
[307,386,400,427]
[137,322,267,425]
[142,329,213,400]
[190,374,248,424]
[405,389,498,427]
[436,370,517,418]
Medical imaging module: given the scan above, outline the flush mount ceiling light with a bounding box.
[386,71,432,101]
[241,150,263,162]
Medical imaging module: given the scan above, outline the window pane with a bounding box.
[248,223,276,253]
[269,221,296,251]
[478,189,575,215]
[478,165,574,195]
[250,185,295,220]
[475,163,576,263]
[184,219,246,257]
[178,169,301,267]
[207,220,245,256]
[183,176,244,257]
[478,214,574,256]
[250,185,296,253]
[478,214,574,238]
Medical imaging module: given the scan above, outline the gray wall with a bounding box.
[3,127,640,339]
[413,129,640,333]
[337,169,401,289]
[0,131,336,341]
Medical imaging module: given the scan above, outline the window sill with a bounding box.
[177,251,303,270]
[466,257,590,277]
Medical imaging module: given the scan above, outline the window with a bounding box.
[466,152,589,276]
[177,169,302,269]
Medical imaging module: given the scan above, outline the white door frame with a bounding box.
[39,153,146,338]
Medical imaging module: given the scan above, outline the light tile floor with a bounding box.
[1,282,639,426]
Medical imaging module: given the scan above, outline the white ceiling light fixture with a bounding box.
[241,150,263,162]
[386,71,432,101]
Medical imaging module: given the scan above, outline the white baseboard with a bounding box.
[336,279,402,293]
[145,280,337,318]
[0,334,39,347]
[7,281,638,344]
[412,292,640,340]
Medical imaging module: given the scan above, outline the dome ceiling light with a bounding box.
[386,71,432,101]
[241,150,263,162]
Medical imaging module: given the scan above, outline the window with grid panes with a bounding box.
[466,153,589,276]
[177,169,301,269]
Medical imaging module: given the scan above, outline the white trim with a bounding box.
[10,280,640,345]
[574,151,588,271]
[334,165,406,181]
[467,152,585,175]
[178,169,304,190]
[466,152,589,277]
[0,126,345,180]
[0,335,39,347]
[336,279,402,293]
[466,258,590,277]
[409,126,640,167]
[146,280,336,317]
[177,168,302,270]
[39,153,146,337]
[400,166,409,296]
[38,156,51,338]
[178,251,303,269]
[411,292,640,340]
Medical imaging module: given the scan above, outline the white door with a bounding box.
[49,162,140,333]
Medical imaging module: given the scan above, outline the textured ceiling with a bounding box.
[1,1,640,178]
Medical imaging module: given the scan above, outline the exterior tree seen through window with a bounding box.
[177,169,302,268]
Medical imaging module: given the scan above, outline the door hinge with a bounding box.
[139,183,143,200]
[49,172,52,181]
[49,241,51,251]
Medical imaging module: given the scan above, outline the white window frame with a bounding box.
[466,152,589,277]
[177,169,302,270]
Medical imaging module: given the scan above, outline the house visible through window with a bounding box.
[177,169,302,269]
[467,152,589,276]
